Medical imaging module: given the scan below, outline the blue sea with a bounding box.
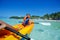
[0,18,60,40]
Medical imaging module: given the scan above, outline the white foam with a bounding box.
[40,22,51,26]
[31,38,34,40]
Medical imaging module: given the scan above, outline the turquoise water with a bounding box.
[0,19,60,40]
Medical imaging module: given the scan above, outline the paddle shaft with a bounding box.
[5,27,30,40]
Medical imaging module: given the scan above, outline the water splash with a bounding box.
[39,22,51,26]
[31,38,34,40]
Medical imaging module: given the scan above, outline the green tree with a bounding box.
[43,13,49,19]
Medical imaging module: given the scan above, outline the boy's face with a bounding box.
[27,15,30,18]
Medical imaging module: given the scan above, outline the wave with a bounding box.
[39,22,51,26]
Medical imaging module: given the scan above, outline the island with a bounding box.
[9,12,60,20]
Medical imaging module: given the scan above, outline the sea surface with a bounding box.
[0,18,60,40]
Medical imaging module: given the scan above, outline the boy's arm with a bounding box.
[23,16,27,21]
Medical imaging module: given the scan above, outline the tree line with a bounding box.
[42,12,60,20]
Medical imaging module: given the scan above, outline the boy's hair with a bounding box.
[26,14,30,16]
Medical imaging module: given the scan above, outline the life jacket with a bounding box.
[24,17,29,25]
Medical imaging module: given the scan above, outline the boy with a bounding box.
[22,14,31,26]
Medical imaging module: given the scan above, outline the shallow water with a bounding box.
[0,19,60,40]
[30,21,60,40]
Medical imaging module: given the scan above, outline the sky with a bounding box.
[0,0,60,17]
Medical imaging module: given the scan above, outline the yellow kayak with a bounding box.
[0,22,34,40]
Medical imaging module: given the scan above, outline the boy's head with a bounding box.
[26,14,30,18]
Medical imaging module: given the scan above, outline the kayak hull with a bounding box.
[0,23,34,40]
